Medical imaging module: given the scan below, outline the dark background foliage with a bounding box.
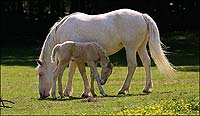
[1,0,199,46]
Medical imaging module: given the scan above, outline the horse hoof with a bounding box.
[143,89,152,94]
[52,97,57,100]
[81,93,89,98]
[103,94,108,97]
[118,91,126,95]
[59,95,64,99]
[69,96,73,99]
[92,94,97,97]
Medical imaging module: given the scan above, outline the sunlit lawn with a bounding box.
[1,65,199,115]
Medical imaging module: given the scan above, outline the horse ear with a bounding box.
[36,59,43,66]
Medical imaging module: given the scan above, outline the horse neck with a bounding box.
[39,33,58,65]
[98,50,109,67]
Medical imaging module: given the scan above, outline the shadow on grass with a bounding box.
[108,93,149,97]
[176,66,200,72]
[37,93,149,102]
[1,47,39,67]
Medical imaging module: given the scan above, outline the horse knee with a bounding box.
[146,55,151,63]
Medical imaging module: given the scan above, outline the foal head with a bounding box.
[100,60,113,85]
[94,43,113,85]
[36,59,53,99]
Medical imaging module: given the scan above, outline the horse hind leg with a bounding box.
[118,48,137,95]
[77,62,90,98]
[138,44,153,93]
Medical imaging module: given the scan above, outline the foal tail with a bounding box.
[51,45,60,67]
[142,14,176,77]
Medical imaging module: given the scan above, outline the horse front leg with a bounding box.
[64,61,77,97]
[51,75,57,99]
[118,48,137,95]
[57,64,67,98]
[51,63,66,99]
[89,62,107,97]
[77,62,90,98]
[90,71,97,97]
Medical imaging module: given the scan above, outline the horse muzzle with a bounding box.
[39,91,50,99]
[100,79,106,85]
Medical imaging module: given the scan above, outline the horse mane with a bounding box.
[50,12,81,34]
[39,12,80,62]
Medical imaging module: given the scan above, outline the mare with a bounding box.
[36,9,175,99]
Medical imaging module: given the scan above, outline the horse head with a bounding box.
[36,59,53,99]
[100,60,113,85]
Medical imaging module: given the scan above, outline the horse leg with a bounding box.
[57,64,67,98]
[138,48,153,93]
[89,62,107,97]
[77,62,90,98]
[51,74,57,99]
[90,70,97,97]
[118,48,137,95]
[51,63,66,99]
[51,65,60,99]
[64,61,77,97]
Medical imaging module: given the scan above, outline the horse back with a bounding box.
[57,9,147,55]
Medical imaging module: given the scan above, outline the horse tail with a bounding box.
[142,14,176,77]
[51,45,60,67]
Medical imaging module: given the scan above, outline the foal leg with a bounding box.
[138,48,153,93]
[51,74,57,99]
[90,70,97,97]
[77,62,90,98]
[51,63,66,99]
[118,48,137,95]
[89,62,107,97]
[57,64,67,98]
[64,61,77,97]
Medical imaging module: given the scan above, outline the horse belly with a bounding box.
[59,18,122,55]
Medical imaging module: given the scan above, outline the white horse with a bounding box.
[36,9,175,99]
[50,41,113,99]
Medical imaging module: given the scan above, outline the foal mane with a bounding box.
[93,43,110,67]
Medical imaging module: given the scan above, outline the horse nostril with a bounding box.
[100,80,105,85]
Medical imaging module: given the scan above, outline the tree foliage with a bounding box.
[0,0,199,45]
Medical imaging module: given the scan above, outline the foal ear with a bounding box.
[36,59,43,66]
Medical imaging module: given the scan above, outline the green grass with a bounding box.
[1,65,199,115]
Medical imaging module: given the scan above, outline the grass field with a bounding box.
[1,32,199,115]
[1,65,199,115]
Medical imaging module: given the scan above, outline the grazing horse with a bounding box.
[50,41,113,99]
[36,9,175,99]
